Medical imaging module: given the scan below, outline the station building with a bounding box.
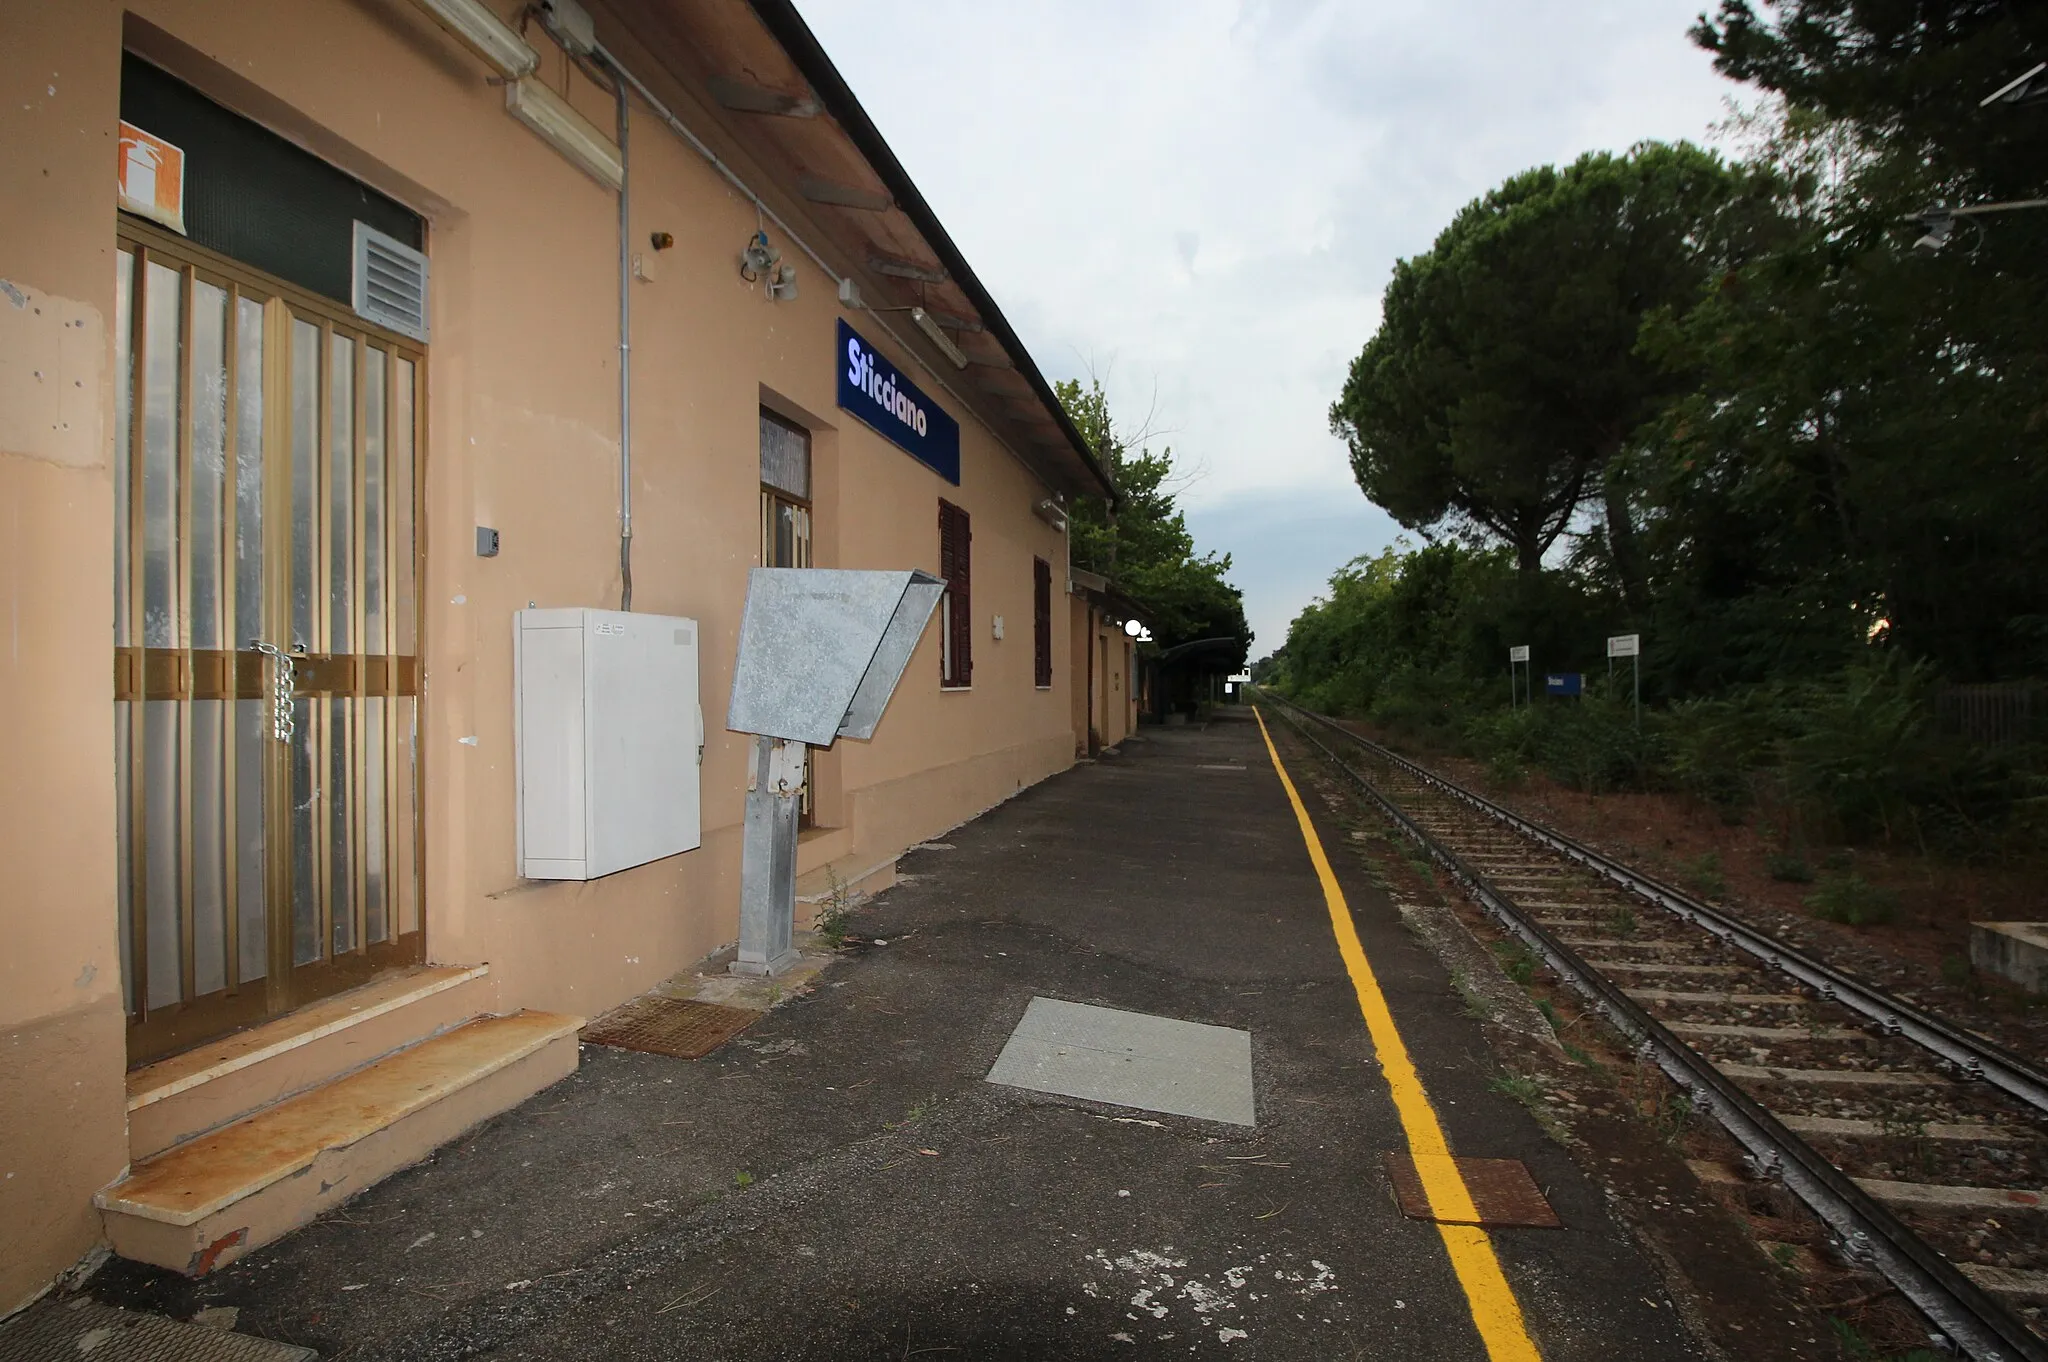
[1,0,1143,1309]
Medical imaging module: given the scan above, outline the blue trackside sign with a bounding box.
[837,319,960,485]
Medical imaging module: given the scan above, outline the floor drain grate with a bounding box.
[581,996,760,1059]
[0,1299,315,1362]
[1383,1152,1562,1228]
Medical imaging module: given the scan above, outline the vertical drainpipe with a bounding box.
[614,70,634,611]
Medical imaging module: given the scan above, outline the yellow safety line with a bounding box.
[1254,706,1542,1362]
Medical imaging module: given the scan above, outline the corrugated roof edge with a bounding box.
[745,0,1121,508]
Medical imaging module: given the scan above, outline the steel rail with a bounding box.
[1262,693,2048,1115]
[1255,689,2048,1362]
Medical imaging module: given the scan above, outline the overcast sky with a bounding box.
[798,1,1746,654]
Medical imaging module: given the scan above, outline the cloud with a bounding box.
[796,0,1742,645]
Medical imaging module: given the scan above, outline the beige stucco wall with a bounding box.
[115,0,1076,1013]
[0,3,133,1315]
[2,0,1083,1309]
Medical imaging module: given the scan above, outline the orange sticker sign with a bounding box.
[117,121,186,235]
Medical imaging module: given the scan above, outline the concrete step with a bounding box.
[98,1010,580,1275]
[125,965,494,1160]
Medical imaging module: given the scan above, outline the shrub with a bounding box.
[1764,852,1814,883]
[1683,852,1728,900]
[1464,688,1663,794]
[1663,690,1784,813]
[1805,874,1900,926]
[1491,939,1538,985]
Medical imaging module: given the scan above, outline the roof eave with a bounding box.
[744,0,1120,508]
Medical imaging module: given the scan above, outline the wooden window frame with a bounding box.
[1032,557,1053,690]
[759,409,818,823]
[938,498,972,690]
[758,408,813,572]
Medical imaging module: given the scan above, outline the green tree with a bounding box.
[1330,143,1754,609]
[1055,378,1251,661]
[1695,1,2048,208]
[1659,4,2048,681]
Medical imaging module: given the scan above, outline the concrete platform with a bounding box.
[1971,921,2048,993]
[88,716,1710,1359]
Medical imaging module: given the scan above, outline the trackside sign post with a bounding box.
[1508,644,1530,707]
[837,319,961,484]
[1607,633,1641,728]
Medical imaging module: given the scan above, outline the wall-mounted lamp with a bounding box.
[405,0,539,79]
[505,77,623,189]
[740,230,779,281]
[650,231,674,251]
[1911,212,1954,255]
[740,230,797,300]
[911,306,969,369]
[1032,498,1067,533]
[1904,197,2048,257]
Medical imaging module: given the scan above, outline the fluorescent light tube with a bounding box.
[407,0,539,79]
[911,307,969,369]
[506,77,624,191]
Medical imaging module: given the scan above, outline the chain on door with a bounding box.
[115,226,425,1064]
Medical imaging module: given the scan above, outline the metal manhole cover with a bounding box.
[1383,1152,1561,1228]
[0,1299,315,1362]
[581,995,760,1059]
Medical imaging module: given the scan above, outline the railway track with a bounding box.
[1256,689,2048,1362]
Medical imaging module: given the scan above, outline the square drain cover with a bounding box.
[1383,1152,1561,1228]
[985,996,1254,1126]
[581,995,759,1059]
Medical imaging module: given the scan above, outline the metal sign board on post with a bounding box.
[726,568,945,976]
[728,568,946,746]
[1545,672,1583,697]
[1508,644,1532,707]
[1606,633,1643,728]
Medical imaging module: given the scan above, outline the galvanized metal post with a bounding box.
[734,734,804,976]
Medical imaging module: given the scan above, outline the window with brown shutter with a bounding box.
[938,499,972,687]
[1033,557,1053,689]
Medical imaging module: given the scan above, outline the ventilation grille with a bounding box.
[353,221,429,342]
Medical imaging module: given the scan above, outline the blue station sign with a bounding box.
[1545,672,1584,697]
[837,319,960,485]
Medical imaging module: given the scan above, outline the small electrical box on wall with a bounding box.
[514,608,703,880]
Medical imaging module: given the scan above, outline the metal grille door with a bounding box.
[114,227,424,1063]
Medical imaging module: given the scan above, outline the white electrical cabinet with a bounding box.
[514,608,703,880]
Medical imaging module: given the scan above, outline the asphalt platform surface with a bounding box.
[95,711,1705,1360]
